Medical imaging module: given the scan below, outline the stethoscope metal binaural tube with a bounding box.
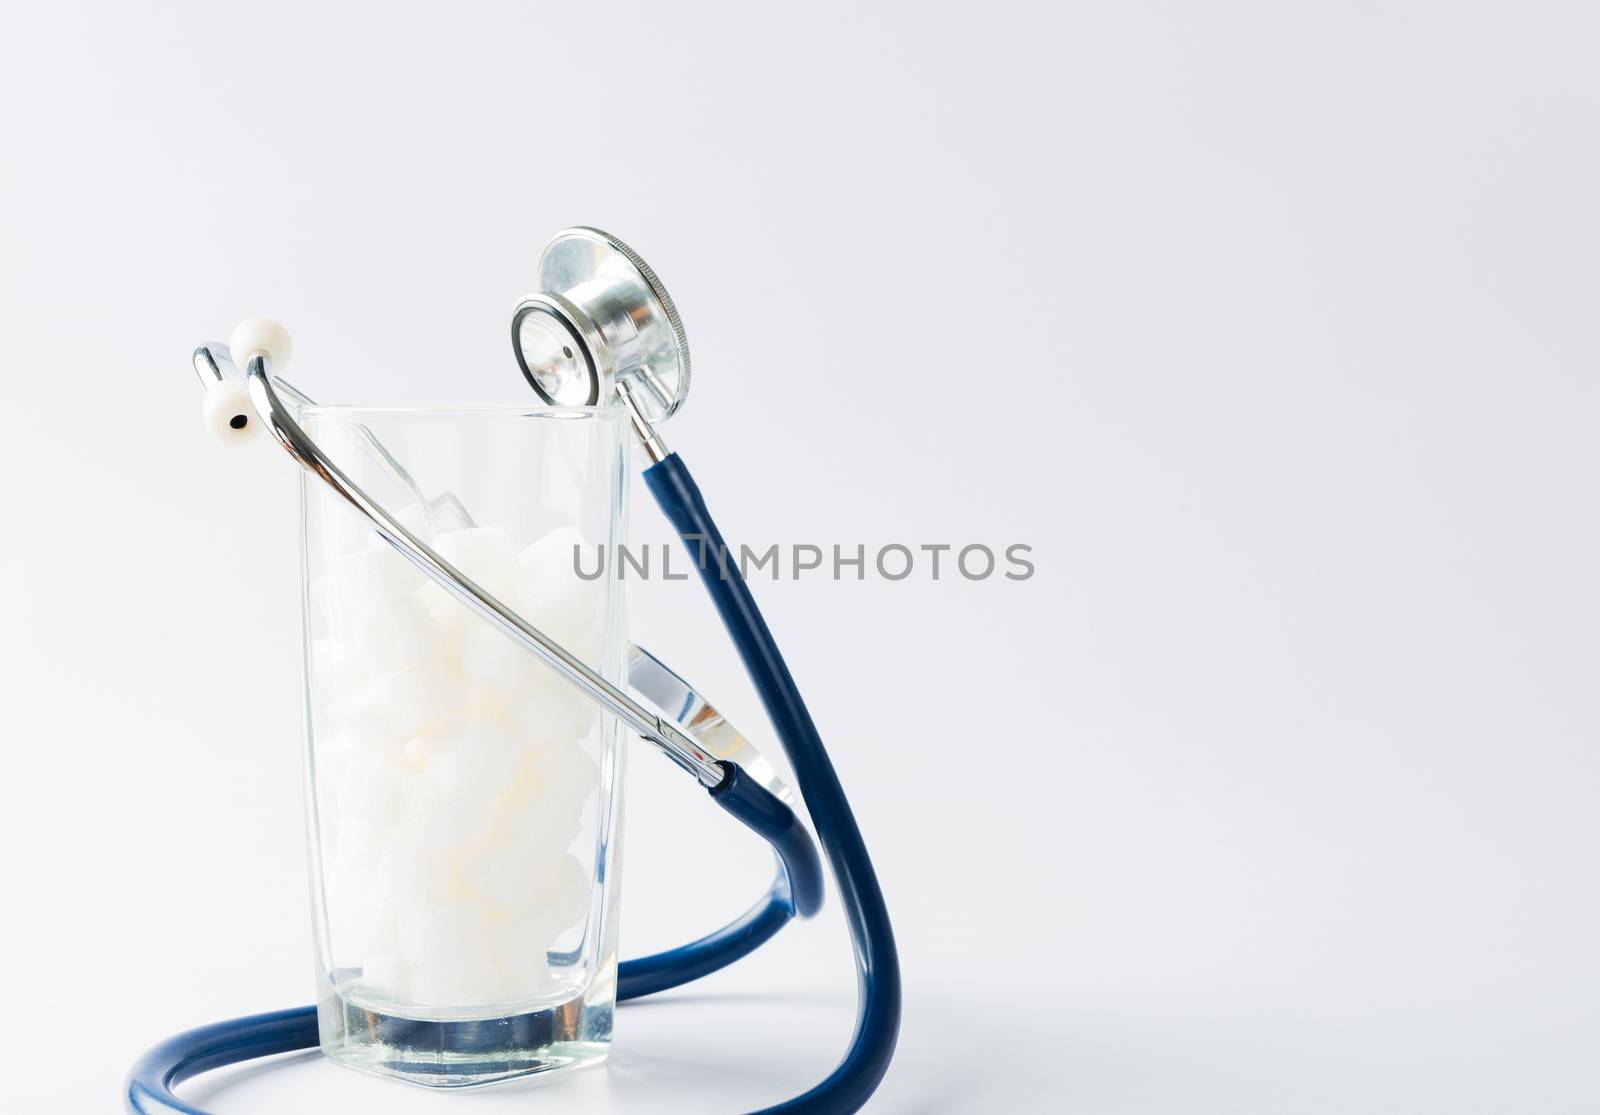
[199,341,793,800]
[240,354,728,788]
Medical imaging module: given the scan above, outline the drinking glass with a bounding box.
[298,404,628,1087]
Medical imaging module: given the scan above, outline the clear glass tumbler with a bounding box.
[297,404,629,1087]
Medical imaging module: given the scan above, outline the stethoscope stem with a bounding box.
[617,379,671,464]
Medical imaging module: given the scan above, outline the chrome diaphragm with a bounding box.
[511,226,690,423]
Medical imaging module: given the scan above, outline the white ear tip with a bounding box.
[202,378,262,446]
[228,317,293,374]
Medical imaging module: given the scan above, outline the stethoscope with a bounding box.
[128,228,900,1114]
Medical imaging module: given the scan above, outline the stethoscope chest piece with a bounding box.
[513,226,690,422]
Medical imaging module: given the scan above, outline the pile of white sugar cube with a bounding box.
[311,516,608,1012]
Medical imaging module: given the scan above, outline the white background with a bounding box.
[2,2,1597,1111]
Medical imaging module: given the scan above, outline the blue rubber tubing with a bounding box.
[127,1007,316,1115]
[643,452,902,1115]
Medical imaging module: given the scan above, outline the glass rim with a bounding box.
[299,402,627,422]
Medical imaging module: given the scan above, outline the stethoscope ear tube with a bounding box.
[710,762,825,918]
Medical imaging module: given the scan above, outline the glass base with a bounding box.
[317,989,613,1089]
